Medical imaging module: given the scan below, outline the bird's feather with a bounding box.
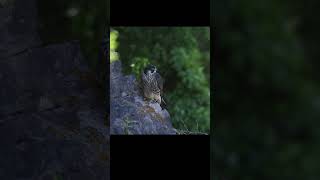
[155,72,163,93]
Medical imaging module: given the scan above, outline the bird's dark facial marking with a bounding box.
[144,64,156,74]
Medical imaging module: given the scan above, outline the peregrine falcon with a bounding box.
[141,64,166,106]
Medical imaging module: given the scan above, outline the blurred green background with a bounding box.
[213,0,320,179]
[110,27,210,134]
[37,0,107,88]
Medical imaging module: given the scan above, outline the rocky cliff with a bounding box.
[0,0,109,179]
[110,60,177,135]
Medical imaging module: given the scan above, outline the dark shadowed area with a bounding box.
[213,0,320,179]
[0,0,109,179]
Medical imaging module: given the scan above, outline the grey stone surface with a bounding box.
[0,0,109,179]
[110,60,177,135]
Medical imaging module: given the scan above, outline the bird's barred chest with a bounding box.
[146,75,160,92]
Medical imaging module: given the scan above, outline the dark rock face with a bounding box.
[110,61,177,135]
[0,0,41,59]
[0,0,109,179]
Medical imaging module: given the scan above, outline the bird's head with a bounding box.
[144,64,157,75]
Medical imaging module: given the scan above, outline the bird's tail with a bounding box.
[160,97,167,110]
[161,97,166,105]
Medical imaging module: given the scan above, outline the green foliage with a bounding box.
[114,27,210,133]
[122,116,138,135]
[167,89,210,133]
[130,57,150,78]
[170,48,208,92]
[110,29,119,62]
